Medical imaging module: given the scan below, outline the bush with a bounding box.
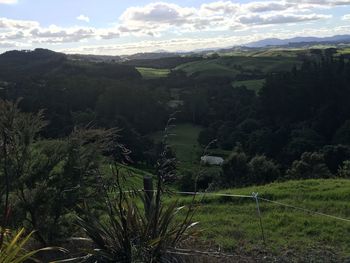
[222,146,249,187]
[72,123,199,263]
[247,155,280,185]
[338,160,350,178]
[287,152,332,180]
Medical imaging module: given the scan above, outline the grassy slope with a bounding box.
[174,179,350,256]
[136,67,170,79]
[176,56,300,78]
[151,123,204,172]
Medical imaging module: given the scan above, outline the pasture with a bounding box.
[136,67,170,79]
[175,56,300,79]
[172,179,350,259]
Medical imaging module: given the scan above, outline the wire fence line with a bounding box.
[137,189,350,224]
[115,188,350,223]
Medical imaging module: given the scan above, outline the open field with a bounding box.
[151,123,204,172]
[172,179,350,259]
[175,56,300,78]
[136,67,170,79]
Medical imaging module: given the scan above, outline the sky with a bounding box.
[1,0,350,55]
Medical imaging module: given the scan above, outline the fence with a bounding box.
[141,177,350,259]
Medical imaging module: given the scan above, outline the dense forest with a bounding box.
[1,49,350,185]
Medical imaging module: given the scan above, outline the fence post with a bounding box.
[252,192,266,245]
[143,176,153,219]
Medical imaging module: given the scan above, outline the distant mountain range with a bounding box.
[2,34,350,63]
[244,35,350,48]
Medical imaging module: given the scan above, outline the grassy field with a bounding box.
[175,56,300,79]
[338,47,350,55]
[136,67,170,79]
[175,58,240,78]
[151,123,204,172]
[233,79,265,93]
[173,179,350,258]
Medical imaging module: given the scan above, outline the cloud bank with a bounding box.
[0,0,349,53]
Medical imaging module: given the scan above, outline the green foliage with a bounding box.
[337,160,350,178]
[222,146,249,187]
[287,152,332,180]
[0,99,118,244]
[232,79,265,93]
[247,155,280,185]
[321,145,350,173]
[333,120,350,145]
[0,228,58,263]
[75,124,198,263]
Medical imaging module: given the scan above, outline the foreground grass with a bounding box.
[136,67,170,79]
[172,179,350,256]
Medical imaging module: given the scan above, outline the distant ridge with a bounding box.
[245,35,350,48]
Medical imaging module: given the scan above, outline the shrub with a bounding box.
[287,152,332,180]
[73,123,199,263]
[222,145,249,187]
[338,160,350,178]
[247,155,280,185]
[0,228,60,263]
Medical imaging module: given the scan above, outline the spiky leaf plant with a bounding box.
[0,228,59,263]
[75,119,199,263]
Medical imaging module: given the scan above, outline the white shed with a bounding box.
[200,155,224,166]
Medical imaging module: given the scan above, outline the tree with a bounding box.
[287,152,332,180]
[247,155,280,185]
[333,120,350,145]
[0,99,116,244]
[0,99,47,240]
[321,145,350,174]
[222,145,249,186]
[338,160,350,178]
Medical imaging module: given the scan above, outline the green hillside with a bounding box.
[174,179,350,259]
[175,56,300,78]
[136,67,170,79]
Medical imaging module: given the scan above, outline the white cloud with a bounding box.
[0,17,39,29]
[118,1,335,35]
[238,13,331,25]
[76,14,90,23]
[30,26,97,43]
[342,14,350,20]
[1,0,349,54]
[0,0,17,4]
[60,25,350,55]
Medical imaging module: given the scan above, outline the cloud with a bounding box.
[0,17,39,29]
[1,0,349,53]
[238,13,331,25]
[76,14,90,23]
[60,25,350,55]
[0,0,17,4]
[30,26,97,43]
[118,1,335,35]
[0,17,122,45]
[244,2,295,12]
[342,14,350,20]
[287,0,350,6]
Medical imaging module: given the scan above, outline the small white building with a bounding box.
[200,155,224,166]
